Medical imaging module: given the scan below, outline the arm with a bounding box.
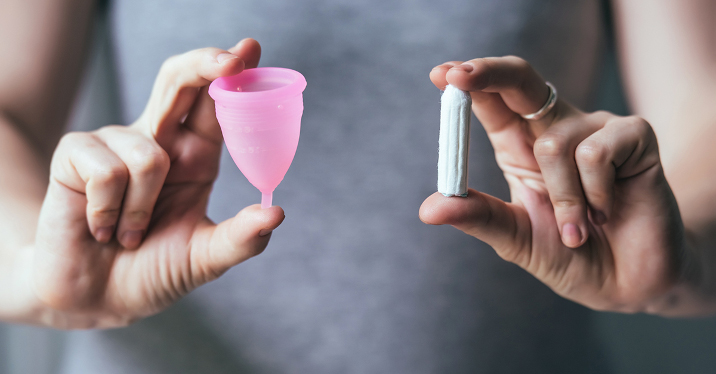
[614,0,716,314]
[0,0,95,321]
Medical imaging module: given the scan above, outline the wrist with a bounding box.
[645,229,716,316]
[0,244,48,325]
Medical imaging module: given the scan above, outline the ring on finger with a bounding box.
[521,82,557,121]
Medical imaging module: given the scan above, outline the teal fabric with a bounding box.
[59,1,611,372]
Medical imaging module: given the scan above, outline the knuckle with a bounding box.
[92,163,129,186]
[159,54,181,74]
[576,140,608,166]
[551,196,583,210]
[128,143,170,176]
[52,132,106,180]
[123,210,151,225]
[626,116,655,138]
[505,55,530,70]
[157,55,183,87]
[89,205,121,221]
[197,47,220,58]
[470,59,495,87]
[610,115,651,135]
[585,187,610,204]
[57,131,88,149]
[534,133,570,159]
[471,57,492,71]
[506,56,533,86]
[588,110,612,123]
[53,132,87,170]
[94,125,125,137]
[158,48,210,78]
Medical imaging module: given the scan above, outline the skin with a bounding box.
[422,58,685,314]
[421,0,716,315]
[0,0,96,324]
[0,1,283,328]
[613,0,716,302]
[29,40,286,328]
[0,0,715,329]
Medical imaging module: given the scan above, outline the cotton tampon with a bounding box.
[438,85,471,197]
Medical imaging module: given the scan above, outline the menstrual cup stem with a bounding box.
[261,192,273,209]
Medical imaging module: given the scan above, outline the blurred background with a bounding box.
[3,6,716,374]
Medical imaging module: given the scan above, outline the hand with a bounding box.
[421,57,687,314]
[27,39,285,328]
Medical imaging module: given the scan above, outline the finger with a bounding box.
[189,205,285,283]
[430,61,515,130]
[429,56,575,173]
[136,46,246,141]
[533,115,602,247]
[184,38,263,144]
[50,132,129,243]
[95,126,170,249]
[447,56,551,118]
[228,37,261,69]
[429,61,463,90]
[575,115,659,224]
[430,59,538,169]
[431,61,516,129]
[419,190,532,268]
[445,56,568,137]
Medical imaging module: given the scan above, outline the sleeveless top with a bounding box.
[59,0,610,372]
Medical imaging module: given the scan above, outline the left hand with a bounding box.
[27,39,285,329]
[420,57,687,314]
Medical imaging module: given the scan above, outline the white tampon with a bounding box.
[438,84,471,197]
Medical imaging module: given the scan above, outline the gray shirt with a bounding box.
[60,0,610,372]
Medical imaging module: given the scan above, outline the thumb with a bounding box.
[191,205,285,282]
[227,37,262,69]
[419,189,532,266]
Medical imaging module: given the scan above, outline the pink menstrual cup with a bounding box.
[209,67,306,208]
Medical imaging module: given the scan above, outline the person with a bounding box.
[1,0,715,372]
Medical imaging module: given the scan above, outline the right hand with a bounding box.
[421,57,689,314]
[27,38,285,329]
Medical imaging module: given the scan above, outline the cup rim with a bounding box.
[209,67,307,104]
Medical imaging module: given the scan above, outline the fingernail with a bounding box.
[258,229,273,237]
[455,63,473,73]
[96,226,114,243]
[216,53,238,64]
[121,230,143,248]
[562,223,583,247]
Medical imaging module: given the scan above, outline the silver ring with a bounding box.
[521,82,557,121]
